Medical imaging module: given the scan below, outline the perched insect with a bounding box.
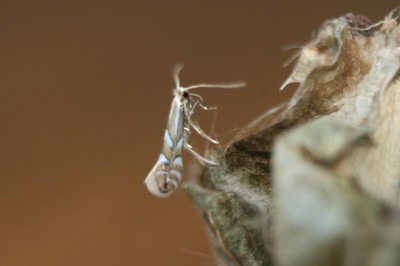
[144,64,246,197]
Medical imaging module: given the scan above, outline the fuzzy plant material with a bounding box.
[184,8,400,266]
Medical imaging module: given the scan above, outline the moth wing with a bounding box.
[144,161,168,197]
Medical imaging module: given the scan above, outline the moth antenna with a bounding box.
[173,62,184,89]
[185,81,246,91]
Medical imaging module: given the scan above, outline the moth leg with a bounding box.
[186,144,218,166]
[184,98,220,144]
[199,103,217,111]
[204,104,218,155]
[187,115,219,144]
[188,93,203,103]
[190,94,217,112]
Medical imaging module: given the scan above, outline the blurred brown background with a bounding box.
[0,1,398,265]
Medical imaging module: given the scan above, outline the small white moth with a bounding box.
[144,64,246,197]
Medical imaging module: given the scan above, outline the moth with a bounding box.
[144,64,246,197]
